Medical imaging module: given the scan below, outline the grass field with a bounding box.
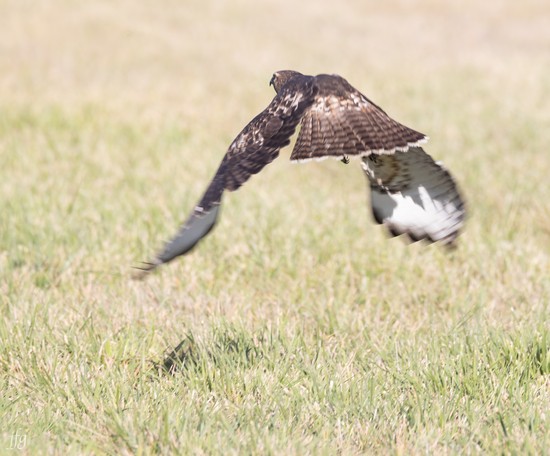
[1,0,549,453]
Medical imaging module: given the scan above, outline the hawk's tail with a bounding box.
[362,147,466,245]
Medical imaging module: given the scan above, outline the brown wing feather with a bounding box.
[290,74,427,162]
[135,75,317,277]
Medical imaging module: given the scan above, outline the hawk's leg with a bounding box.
[341,155,350,165]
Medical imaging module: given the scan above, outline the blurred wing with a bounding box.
[291,74,427,162]
[362,147,466,245]
[135,77,317,277]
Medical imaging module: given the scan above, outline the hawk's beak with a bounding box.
[269,74,276,87]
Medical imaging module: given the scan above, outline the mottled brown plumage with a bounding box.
[197,73,317,212]
[135,71,465,277]
[291,74,427,162]
[135,72,317,275]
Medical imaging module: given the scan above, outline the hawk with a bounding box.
[135,70,465,277]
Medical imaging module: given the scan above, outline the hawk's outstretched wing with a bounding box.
[362,147,465,245]
[287,73,465,245]
[134,75,317,277]
[290,74,427,162]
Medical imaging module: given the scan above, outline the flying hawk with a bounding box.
[135,70,465,277]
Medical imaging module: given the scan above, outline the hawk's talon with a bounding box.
[341,155,350,164]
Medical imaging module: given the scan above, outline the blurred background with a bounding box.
[2,0,548,117]
[1,1,549,452]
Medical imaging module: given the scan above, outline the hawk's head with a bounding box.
[270,70,303,93]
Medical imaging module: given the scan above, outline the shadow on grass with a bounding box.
[161,334,200,374]
[158,326,267,375]
[153,323,550,389]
